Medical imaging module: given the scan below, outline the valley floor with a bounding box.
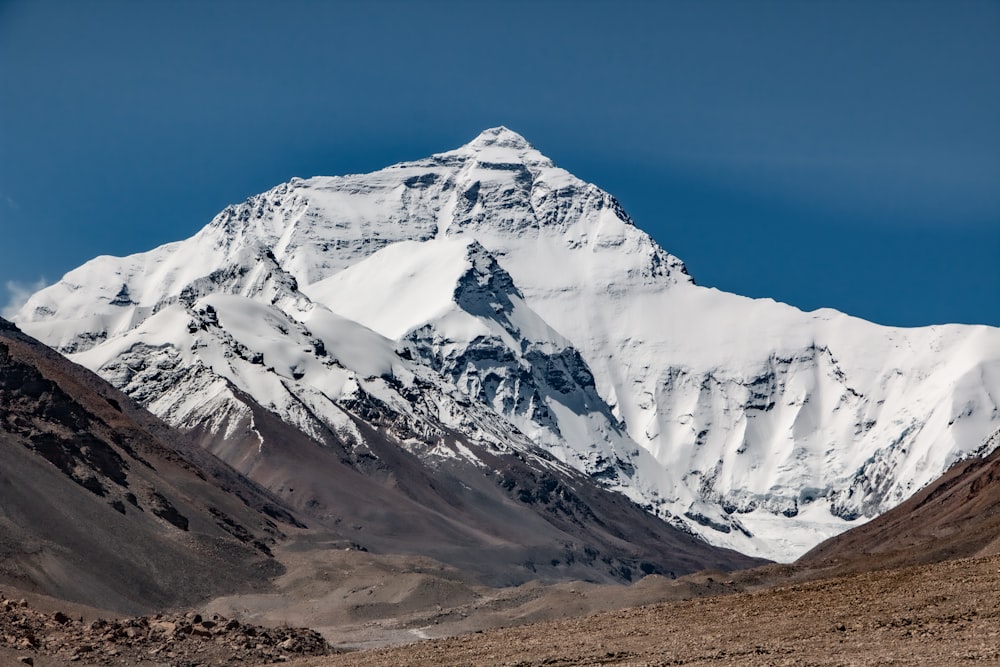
[293,553,1000,666]
[7,549,1000,666]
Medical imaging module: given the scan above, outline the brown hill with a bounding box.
[0,318,298,614]
[181,377,764,590]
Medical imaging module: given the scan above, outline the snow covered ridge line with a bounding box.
[14,126,1000,561]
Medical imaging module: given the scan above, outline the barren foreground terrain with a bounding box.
[297,553,1000,666]
[4,551,1000,665]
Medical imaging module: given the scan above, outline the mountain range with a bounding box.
[1,311,758,610]
[12,126,1000,561]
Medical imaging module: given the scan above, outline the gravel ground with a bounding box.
[296,553,1000,666]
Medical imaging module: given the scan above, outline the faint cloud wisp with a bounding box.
[2,278,48,320]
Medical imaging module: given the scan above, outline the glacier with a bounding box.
[15,126,1000,561]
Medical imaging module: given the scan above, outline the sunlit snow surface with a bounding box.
[16,127,1000,561]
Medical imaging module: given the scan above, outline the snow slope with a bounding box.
[15,127,1000,560]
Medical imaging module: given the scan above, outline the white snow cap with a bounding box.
[443,126,553,166]
[466,125,535,150]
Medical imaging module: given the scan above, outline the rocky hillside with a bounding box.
[0,318,296,613]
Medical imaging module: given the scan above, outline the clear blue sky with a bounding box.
[2,0,998,326]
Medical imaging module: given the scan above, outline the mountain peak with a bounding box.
[460,126,539,155]
[437,126,553,171]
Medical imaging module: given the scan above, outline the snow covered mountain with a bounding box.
[15,127,1000,560]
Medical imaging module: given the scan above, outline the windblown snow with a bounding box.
[15,126,1000,560]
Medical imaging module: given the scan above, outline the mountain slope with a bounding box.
[14,127,1000,560]
[800,425,1000,570]
[0,318,292,614]
[1,313,759,593]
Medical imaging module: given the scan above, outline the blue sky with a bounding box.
[1,0,998,326]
